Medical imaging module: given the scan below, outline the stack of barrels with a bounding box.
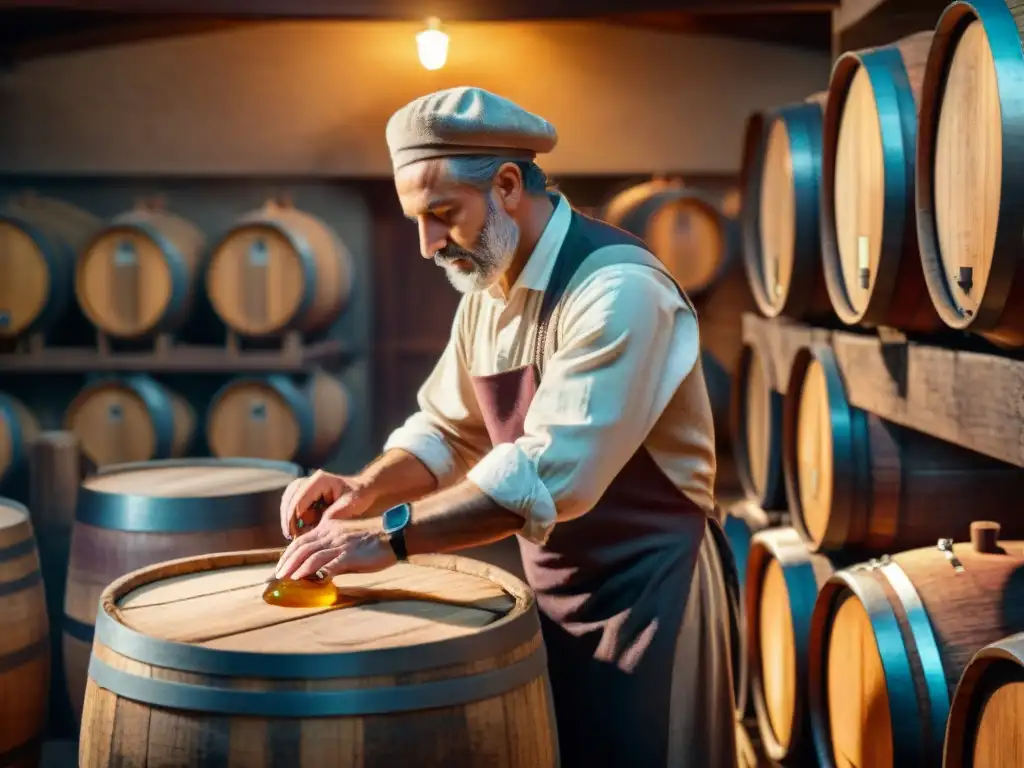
[0,194,356,469]
[730,3,1024,741]
[738,0,1024,348]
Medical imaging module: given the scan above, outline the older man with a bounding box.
[275,86,738,766]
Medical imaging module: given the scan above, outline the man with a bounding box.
[275,86,738,767]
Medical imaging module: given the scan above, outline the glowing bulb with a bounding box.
[417,17,449,71]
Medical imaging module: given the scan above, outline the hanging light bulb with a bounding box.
[416,17,449,71]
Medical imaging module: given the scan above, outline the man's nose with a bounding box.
[418,219,447,260]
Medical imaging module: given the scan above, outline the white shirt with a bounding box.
[384,194,717,545]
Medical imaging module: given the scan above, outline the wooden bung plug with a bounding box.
[970,521,1001,554]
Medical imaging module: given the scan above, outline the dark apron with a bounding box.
[469,209,739,767]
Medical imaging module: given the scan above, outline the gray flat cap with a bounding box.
[386,86,558,171]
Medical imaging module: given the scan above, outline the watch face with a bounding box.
[383,503,411,534]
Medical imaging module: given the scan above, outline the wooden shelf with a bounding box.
[743,312,1024,470]
[0,331,352,374]
[831,0,948,55]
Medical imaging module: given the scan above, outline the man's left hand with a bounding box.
[274,519,397,581]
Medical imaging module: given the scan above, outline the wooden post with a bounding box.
[28,431,85,740]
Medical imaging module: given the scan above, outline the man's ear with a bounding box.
[493,162,524,213]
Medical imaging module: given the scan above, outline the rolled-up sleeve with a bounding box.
[383,300,493,487]
[467,260,700,544]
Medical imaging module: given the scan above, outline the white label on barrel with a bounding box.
[858,236,869,272]
[115,240,138,266]
[248,238,269,266]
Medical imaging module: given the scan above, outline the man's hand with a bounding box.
[274,518,396,580]
[279,470,375,540]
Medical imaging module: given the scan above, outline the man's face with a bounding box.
[395,159,521,294]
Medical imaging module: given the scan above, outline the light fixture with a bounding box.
[416,17,449,71]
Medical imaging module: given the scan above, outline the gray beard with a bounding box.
[434,198,520,294]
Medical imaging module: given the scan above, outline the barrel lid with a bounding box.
[83,458,300,498]
[0,497,28,531]
[96,551,536,678]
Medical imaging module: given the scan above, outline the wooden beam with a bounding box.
[832,0,947,53]
[744,313,1024,470]
[0,0,838,19]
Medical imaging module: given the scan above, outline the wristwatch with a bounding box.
[381,503,412,561]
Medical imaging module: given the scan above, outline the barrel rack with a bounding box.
[832,0,951,53]
[745,312,1024,470]
[0,330,351,374]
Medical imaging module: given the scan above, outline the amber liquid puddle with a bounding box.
[262,578,508,613]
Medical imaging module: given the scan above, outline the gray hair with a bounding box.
[443,155,551,195]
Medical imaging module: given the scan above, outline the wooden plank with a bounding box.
[741,312,833,394]
[0,0,838,18]
[832,0,947,52]
[830,331,1024,469]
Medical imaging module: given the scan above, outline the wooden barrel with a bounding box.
[63,457,300,723]
[206,199,354,338]
[0,195,102,341]
[0,497,50,768]
[76,203,204,339]
[65,375,195,467]
[724,500,787,719]
[206,369,350,467]
[730,340,787,510]
[745,526,837,763]
[79,549,558,767]
[782,343,1024,554]
[943,631,1024,768]
[747,93,831,321]
[820,31,941,331]
[807,521,1024,767]
[603,181,737,299]
[739,110,766,272]
[916,1,1024,346]
[0,393,40,491]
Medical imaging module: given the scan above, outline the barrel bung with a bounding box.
[63,458,300,722]
[821,31,940,331]
[76,202,205,339]
[79,550,557,767]
[206,199,354,338]
[916,0,1024,345]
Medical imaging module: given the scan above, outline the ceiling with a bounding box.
[0,0,837,63]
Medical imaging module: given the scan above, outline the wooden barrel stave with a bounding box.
[206,200,354,339]
[916,1,1024,346]
[603,182,738,300]
[745,526,837,763]
[739,110,766,278]
[809,529,1024,767]
[206,370,349,467]
[782,343,1024,554]
[79,549,557,767]
[65,374,196,467]
[749,94,831,321]
[821,31,941,331]
[63,458,301,724]
[0,393,40,492]
[76,206,205,340]
[0,497,50,768]
[730,340,787,510]
[943,632,1024,768]
[0,194,102,342]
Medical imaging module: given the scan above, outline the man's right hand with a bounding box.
[279,469,375,540]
